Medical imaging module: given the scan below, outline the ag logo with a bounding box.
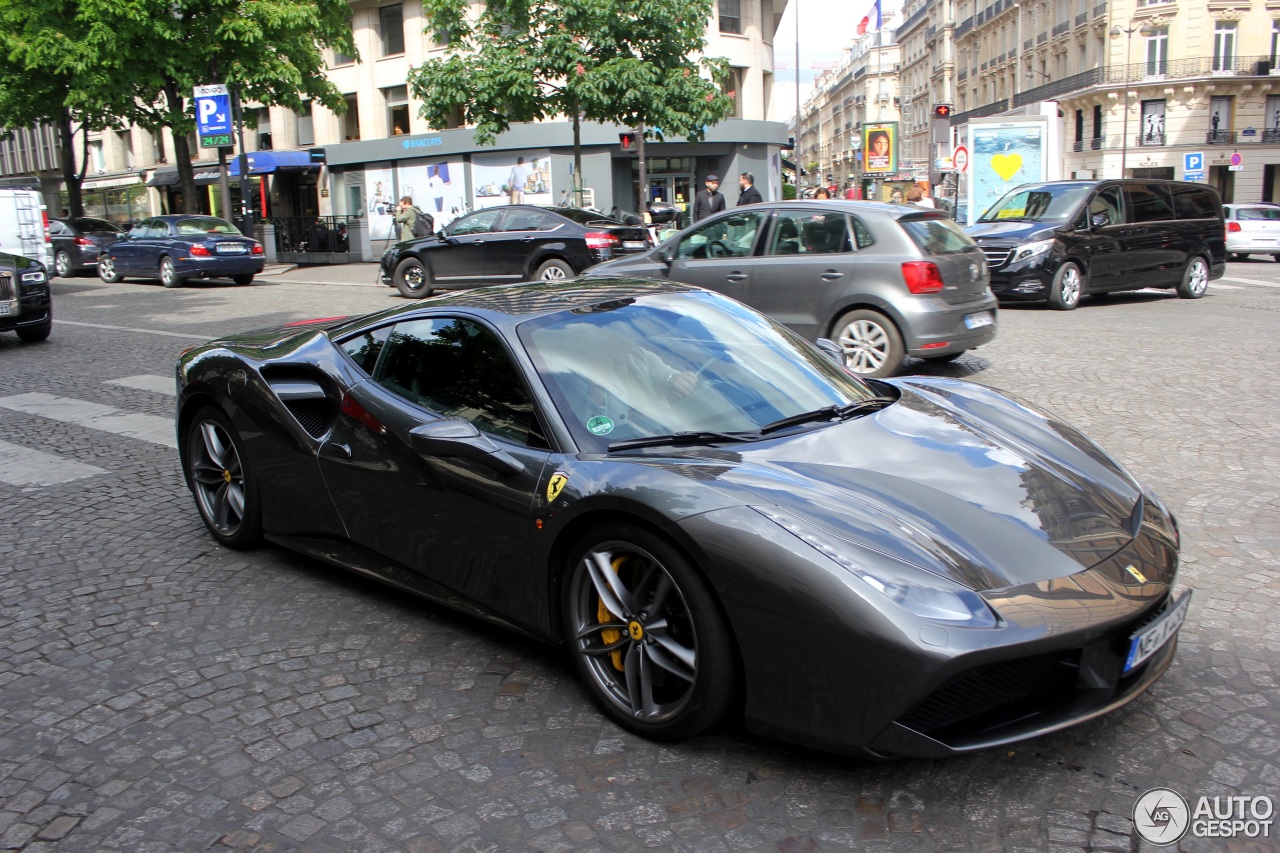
[545,472,569,503]
[1133,787,1190,845]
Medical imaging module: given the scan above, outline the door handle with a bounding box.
[725,273,748,282]
[821,271,845,281]
[521,237,535,243]
[324,443,352,459]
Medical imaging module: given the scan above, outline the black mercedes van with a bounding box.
[965,180,1225,310]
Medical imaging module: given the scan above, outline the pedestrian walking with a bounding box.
[395,196,427,241]
[737,172,763,206]
[508,157,529,204]
[693,175,726,221]
[907,183,935,208]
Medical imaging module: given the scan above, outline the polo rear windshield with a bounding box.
[978,185,1092,223]
[900,218,978,255]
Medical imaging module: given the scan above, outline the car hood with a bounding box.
[685,378,1143,591]
[965,220,1061,244]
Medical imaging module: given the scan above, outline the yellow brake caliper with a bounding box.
[597,556,627,671]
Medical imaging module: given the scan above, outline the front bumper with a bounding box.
[974,243,1057,301]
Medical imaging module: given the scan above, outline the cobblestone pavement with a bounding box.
[0,264,1277,852]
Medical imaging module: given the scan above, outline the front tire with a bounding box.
[1177,255,1209,299]
[394,256,433,298]
[185,406,262,549]
[1048,261,1084,310]
[160,256,179,288]
[98,255,121,283]
[54,250,72,278]
[831,309,905,378]
[564,524,735,741]
[534,259,574,281]
[232,274,255,286]
[16,317,51,343]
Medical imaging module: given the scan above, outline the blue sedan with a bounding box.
[98,215,265,288]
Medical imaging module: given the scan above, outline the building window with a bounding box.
[1144,27,1168,76]
[380,4,405,56]
[1213,22,1236,72]
[257,108,273,150]
[332,18,356,65]
[342,96,360,141]
[1265,95,1280,142]
[384,86,410,135]
[720,67,744,118]
[151,129,165,163]
[120,131,135,169]
[718,0,741,34]
[1140,99,1165,145]
[1209,95,1233,143]
[1273,20,1280,66]
[1092,104,1103,148]
[296,103,314,147]
[87,140,104,172]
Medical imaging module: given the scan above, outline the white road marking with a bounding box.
[54,319,208,339]
[105,374,176,396]
[0,392,176,448]
[1210,283,1242,290]
[0,439,107,487]
[1219,276,1280,288]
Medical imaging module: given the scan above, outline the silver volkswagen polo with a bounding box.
[585,201,997,378]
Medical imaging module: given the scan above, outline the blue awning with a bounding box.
[228,150,318,177]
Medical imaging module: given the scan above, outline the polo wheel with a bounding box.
[1048,261,1084,310]
[98,255,121,283]
[160,256,179,288]
[535,259,574,281]
[54,250,72,278]
[185,406,262,549]
[1176,255,1209,299]
[831,309,904,378]
[564,524,735,741]
[394,257,433,298]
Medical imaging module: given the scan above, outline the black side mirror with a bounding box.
[409,419,524,476]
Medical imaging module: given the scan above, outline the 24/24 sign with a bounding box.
[193,84,231,146]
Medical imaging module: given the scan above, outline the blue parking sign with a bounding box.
[193,84,232,140]
[1184,152,1205,180]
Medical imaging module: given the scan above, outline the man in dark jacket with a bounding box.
[737,172,763,205]
[693,174,726,221]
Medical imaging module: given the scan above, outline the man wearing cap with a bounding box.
[693,174,726,221]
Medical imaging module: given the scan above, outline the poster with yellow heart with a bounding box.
[968,120,1047,225]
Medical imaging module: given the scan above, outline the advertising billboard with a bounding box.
[966,120,1048,224]
[862,123,898,175]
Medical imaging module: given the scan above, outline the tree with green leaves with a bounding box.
[0,0,356,215]
[409,0,736,210]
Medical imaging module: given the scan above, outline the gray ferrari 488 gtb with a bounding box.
[175,278,1189,758]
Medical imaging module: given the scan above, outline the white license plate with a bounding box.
[0,303,11,315]
[1124,590,1191,673]
[623,241,645,250]
[216,243,247,254]
[964,310,994,329]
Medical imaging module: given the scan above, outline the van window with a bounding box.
[1124,184,1175,224]
[1087,187,1125,227]
[1171,186,1221,220]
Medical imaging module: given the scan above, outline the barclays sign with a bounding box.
[403,137,444,149]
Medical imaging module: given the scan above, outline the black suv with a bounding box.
[0,250,51,342]
[965,180,1225,309]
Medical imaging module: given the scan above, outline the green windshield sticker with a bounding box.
[587,415,614,435]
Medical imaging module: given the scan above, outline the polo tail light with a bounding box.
[1227,221,1242,232]
[585,231,621,250]
[190,244,212,256]
[73,236,94,246]
[901,261,945,294]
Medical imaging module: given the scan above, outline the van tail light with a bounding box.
[42,210,50,243]
[190,244,212,256]
[1227,221,1242,232]
[251,243,264,255]
[73,236,94,246]
[901,261,945,294]
[585,231,621,250]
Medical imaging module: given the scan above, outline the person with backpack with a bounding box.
[395,196,435,241]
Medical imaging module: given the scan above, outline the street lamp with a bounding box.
[1110,22,1154,178]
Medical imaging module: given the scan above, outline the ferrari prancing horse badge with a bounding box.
[546,472,569,503]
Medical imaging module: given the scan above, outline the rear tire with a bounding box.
[534,259,574,281]
[831,309,904,378]
[394,256,433,298]
[1048,261,1084,310]
[185,406,262,549]
[232,274,255,286]
[54,251,72,278]
[1176,255,1209,299]
[98,255,121,283]
[160,256,179,288]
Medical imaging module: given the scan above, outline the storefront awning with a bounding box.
[83,173,142,190]
[145,164,223,187]
[228,150,319,177]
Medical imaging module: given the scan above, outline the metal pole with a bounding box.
[210,61,233,222]
[795,0,801,189]
[1121,30,1131,179]
[231,83,253,238]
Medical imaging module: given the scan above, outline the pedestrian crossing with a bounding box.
[0,375,176,489]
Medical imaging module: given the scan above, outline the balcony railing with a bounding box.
[1206,130,1236,144]
[1099,55,1275,84]
[1093,2,1106,15]
[1075,12,1088,25]
[1052,21,1069,37]
[1138,131,1165,147]
[1264,129,1280,143]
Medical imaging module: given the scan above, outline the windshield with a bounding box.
[517,291,879,451]
[978,185,1092,223]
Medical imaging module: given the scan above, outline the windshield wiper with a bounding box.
[608,430,762,452]
[758,397,896,435]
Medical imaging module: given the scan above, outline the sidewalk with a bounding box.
[258,262,387,288]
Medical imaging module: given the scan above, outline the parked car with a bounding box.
[175,278,1187,757]
[965,179,1225,309]
[49,217,123,278]
[97,215,265,288]
[0,249,51,342]
[1223,203,1280,261]
[586,201,997,378]
[378,205,652,298]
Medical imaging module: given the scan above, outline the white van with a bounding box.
[0,181,51,270]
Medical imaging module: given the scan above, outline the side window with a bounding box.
[768,211,853,255]
[1124,184,1175,224]
[339,325,392,374]
[499,210,553,232]
[674,211,765,259]
[1088,187,1125,227]
[146,220,171,238]
[850,216,875,249]
[1170,186,1221,220]
[447,210,502,236]
[49,221,66,236]
[374,317,546,447]
[129,220,152,238]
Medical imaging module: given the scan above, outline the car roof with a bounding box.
[710,200,949,220]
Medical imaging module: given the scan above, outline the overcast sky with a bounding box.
[768,0,904,126]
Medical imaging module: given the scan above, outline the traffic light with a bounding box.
[619,131,638,152]
[933,104,953,119]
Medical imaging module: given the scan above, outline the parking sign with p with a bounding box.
[193,83,232,148]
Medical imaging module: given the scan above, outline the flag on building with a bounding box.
[857,0,882,34]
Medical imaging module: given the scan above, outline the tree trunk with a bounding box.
[571,102,583,206]
[58,111,83,218]
[165,80,198,214]
[636,122,647,216]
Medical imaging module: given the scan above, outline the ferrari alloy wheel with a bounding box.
[394,257,433,298]
[565,525,734,740]
[54,250,72,278]
[832,309,904,378]
[186,407,262,549]
[535,259,574,281]
[1049,261,1084,310]
[1177,255,1209,299]
[160,256,179,288]
[98,255,121,283]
